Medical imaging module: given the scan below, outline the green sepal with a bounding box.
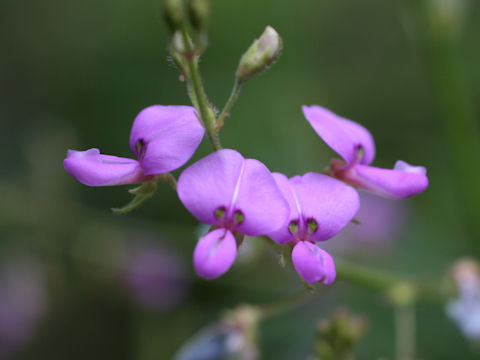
[302,280,314,292]
[234,232,245,248]
[112,181,157,215]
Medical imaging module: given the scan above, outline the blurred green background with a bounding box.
[1,0,480,359]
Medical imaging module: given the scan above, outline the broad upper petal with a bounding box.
[178,149,289,235]
[232,160,290,236]
[294,173,360,242]
[268,173,359,243]
[63,148,146,186]
[193,229,237,279]
[352,162,429,199]
[292,242,336,285]
[267,173,300,244]
[302,105,375,165]
[129,105,204,175]
[177,149,245,226]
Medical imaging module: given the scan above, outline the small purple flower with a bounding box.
[303,105,429,199]
[268,173,360,285]
[177,149,290,279]
[0,257,46,358]
[121,243,189,310]
[64,105,204,186]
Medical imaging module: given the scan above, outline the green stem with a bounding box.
[216,79,242,130]
[395,304,416,360]
[412,0,480,248]
[186,82,200,111]
[336,258,444,302]
[157,173,177,190]
[180,27,222,151]
[335,258,403,291]
[258,289,312,319]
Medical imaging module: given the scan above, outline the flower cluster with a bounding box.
[64,104,428,285]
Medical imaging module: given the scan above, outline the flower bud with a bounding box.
[164,0,185,33]
[235,26,282,84]
[171,30,188,54]
[313,309,368,360]
[188,0,210,32]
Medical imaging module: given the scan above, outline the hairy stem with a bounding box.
[216,79,242,130]
[157,172,177,190]
[180,27,222,151]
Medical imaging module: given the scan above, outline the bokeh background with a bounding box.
[1,0,480,359]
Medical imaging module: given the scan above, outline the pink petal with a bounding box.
[177,149,289,235]
[394,160,427,175]
[269,173,359,243]
[292,173,360,241]
[344,162,429,199]
[129,105,204,175]
[63,148,146,186]
[291,242,336,285]
[267,173,301,244]
[193,228,237,279]
[302,105,375,166]
[232,159,290,236]
[177,149,245,227]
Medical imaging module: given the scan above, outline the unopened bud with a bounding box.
[164,0,185,33]
[236,26,282,84]
[171,30,195,57]
[314,309,368,360]
[188,0,210,31]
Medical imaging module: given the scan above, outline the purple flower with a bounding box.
[64,105,204,186]
[268,173,360,285]
[121,242,189,310]
[303,105,429,199]
[0,257,46,358]
[177,149,290,279]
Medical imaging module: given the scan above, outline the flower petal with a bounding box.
[193,229,237,279]
[63,148,146,186]
[129,105,204,175]
[394,160,427,175]
[291,242,336,285]
[177,149,245,226]
[347,162,429,199]
[178,149,289,235]
[267,173,300,244]
[302,105,375,165]
[232,159,290,236]
[293,173,360,242]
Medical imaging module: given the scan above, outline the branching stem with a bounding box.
[216,79,242,130]
[179,27,222,151]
